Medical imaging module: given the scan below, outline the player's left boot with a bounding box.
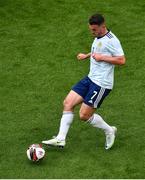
[42,137,65,148]
[105,126,117,150]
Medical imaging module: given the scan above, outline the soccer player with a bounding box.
[42,13,125,149]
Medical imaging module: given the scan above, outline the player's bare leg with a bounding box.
[79,103,117,150]
[42,90,83,148]
[79,103,96,120]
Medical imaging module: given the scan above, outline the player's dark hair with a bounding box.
[89,13,105,25]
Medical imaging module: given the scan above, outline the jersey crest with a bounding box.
[97,42,102,48]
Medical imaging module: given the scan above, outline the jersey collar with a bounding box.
[97,29,110,39]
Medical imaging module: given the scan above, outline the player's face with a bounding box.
[89,24,105,37]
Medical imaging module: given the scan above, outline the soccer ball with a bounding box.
[26,144,45,162]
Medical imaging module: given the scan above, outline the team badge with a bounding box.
[97,42,102,48]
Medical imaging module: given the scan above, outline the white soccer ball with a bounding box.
[26,144,45,162]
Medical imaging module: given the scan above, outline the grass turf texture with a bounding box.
[0,0,145,178]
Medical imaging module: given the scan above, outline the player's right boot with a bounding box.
[105,126,117,150]
[42,137,66,148]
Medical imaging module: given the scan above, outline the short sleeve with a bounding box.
[107,38,124,56]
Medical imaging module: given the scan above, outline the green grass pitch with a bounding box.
[0,0,145,178]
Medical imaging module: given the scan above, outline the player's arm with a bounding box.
[77,53,91,60]
[92,53,126,65]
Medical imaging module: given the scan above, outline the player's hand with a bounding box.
[77,53,88,60]
[92,53,103,61]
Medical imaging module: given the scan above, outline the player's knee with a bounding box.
[63,99,74,111]
[79,112,90,121]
